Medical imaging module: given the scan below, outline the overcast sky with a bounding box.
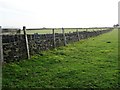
[0,0,119,28]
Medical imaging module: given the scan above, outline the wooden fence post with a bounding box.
[52,29,56,48]
[0,26,3,63]
[0,26,2,90]
[86,28,88,38]
[62,28,67,46]
[76,29,80,41]
[23,26,30,59]
[0,26,3,90]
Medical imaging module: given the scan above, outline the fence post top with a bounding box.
[23,26,26,29]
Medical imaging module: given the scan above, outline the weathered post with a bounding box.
[86,28,88,38]
[76,29,80,41]
[0,26,3,90]
[0,26,3,63]
[23,26,30,59]
[93,28,94,32]
[52,29,56,48]
[62,28,67,46]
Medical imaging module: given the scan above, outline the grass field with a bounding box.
[21,28,105,34]
[2,29,119,88]
[2,28,108,35]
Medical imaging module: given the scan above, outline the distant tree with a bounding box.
[113,24,119,27]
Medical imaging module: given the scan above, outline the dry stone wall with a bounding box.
[2,29,112,62]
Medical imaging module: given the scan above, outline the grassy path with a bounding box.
[2,29,119,88]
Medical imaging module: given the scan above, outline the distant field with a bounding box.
[2,29,119,88]
[2,28,108,35]
[21,28,104,34]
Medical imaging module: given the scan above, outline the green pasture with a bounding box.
[2,29,119,88]
[21,28,105,34]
